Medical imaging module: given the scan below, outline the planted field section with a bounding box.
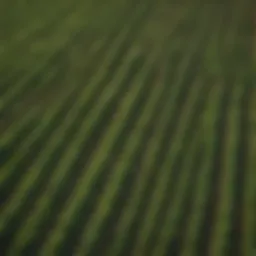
[0,0,255,255]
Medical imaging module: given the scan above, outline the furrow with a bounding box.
[0,39,109,200]
[150,130,202,256]
[38,50,158,255]
[0,107,40,149]
[207,77,244,256]
[229,2,254,255]
[74,55,170,256]
[0,39,104,150]
[132,70,205,256]
[0,0,138,90]
[180,82,224,256]
[196,2,246,253]
[54,59,157,256]
[0,0,150,187]
[0,0,145,113]
[131,6,211,255]
[0,74,81,186]
[1,5,155,252]
[0,41,102,191]
[243,84,256,256]
[103,10,195,256]
[5,50,146,255]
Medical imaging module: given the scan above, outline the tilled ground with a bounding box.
[0,0,255,255]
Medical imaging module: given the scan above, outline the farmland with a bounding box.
[0,0,255,255]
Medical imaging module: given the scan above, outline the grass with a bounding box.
[0,0,255,255]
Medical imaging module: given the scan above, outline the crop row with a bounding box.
[0,0,156,254]
[0,0,255,255]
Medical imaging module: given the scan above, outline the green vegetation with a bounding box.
[0,0,255,255]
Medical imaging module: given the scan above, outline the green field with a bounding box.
[0,0,255,255]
